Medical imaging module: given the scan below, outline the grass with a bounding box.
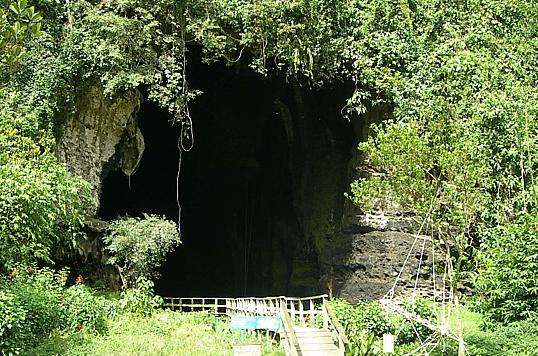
[26,303,538,356]
[28,311,284,356]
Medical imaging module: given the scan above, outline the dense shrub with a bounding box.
[329,298,435,353]
[117,278,163,316]
[0,267,66,353]
[63,284,115,333]
[330,299,391,337]
[104,214,180,288]
[475,213,538,323]
[0,267,117,353]
[0,290,26,354]
[0,95,94,269]
[392,298,435,344]
[0,0,43,71]
[466,319,538,356]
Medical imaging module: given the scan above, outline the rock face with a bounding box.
[327,212,444,302]
[56,82,143,206]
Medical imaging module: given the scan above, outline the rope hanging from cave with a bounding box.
[175,4,194,238]
[379,214,465,355]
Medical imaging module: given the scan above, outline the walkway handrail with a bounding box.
[162,295,328,325]
[280,300,300,356]
[323,298,349,353]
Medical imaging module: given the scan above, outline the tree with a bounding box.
[103,215,181,288]
[0,0,43,71]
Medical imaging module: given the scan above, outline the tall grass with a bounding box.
[29,311,284,356]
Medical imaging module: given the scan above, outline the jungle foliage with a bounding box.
[0,267,113,353]
[0,0,537,337]
[103,215,180,288]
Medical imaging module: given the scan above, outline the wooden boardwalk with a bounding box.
[162,294,347,356]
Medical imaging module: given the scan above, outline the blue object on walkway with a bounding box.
[230,316,282,331]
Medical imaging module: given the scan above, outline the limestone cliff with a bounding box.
[56,82,144,208]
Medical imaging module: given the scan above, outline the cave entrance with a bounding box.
[99,58,357,298]
[158,64,301,297]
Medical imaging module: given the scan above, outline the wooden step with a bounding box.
[287,326,343,356]
[294,329,332,336]
[300,351,343,356]
[298,343,339,351]
[294,329,331,334]
[294,327,327,333]
[295,335,334,344]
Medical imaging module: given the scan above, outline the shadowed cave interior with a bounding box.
[99,59,357,297]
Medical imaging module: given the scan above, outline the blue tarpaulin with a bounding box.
[230,316,282,331]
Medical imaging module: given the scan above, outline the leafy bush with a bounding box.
[63,284,115,333]
[0,267,66,353]
[0,267,118,353]
[329,298,435,353]
[466,319,538,356]
[390,298,435,344]
[117,278,163,315]
[0,95,94,269]
[0,0,43,71]
[475,213,538,323]
[104,214,180,288]
[0,290,26,354]
[330,299,391,337]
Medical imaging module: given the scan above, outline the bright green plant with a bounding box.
[0,100,94,268]
[0,0,43,71]
[117,278,163,315]
[0,267,67,353]
[465,319,538,356]
[329,298,435,354]
[63,284,115,333]
[104,214,180,288]
[474,213,538,323]
[393,298,434,344]
[329,299,391,337]
[0,289,26,354]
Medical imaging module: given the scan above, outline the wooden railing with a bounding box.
[323,298,349,354]
[162,294,327,325]
[280,303,300,356]
[162,294,348,354]
[162,297,230,314]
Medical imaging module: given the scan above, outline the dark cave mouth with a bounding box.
[99,60,357,298]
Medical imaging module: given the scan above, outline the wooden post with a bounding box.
[322,299,329,329]
[309,299,315,326]
[299,301,305,326]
